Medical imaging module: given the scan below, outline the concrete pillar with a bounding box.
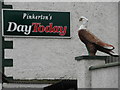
[75,56,107,88]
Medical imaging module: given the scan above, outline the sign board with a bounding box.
[2,9,70,38]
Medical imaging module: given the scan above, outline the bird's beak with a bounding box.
[79,18,82,22]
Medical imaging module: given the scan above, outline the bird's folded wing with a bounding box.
[80,30,114,50]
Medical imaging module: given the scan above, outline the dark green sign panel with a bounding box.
[2,9,70,38]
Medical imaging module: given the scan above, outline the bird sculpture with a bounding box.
[78,16,118,56]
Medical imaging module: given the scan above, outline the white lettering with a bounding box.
[7,22,32,35]
[23,13,27,19]
[7,22,17,32]
[24,25,32,35]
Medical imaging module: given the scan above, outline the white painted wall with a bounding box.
[91,66,118,88]
[4,2,118,79]
[76,59,105,88]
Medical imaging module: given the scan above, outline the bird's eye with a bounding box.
[79,18,82,21]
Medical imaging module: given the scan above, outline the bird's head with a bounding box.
[78,16,88,30]
[79,16,88,22]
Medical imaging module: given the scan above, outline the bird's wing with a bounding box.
[78,29,114,50]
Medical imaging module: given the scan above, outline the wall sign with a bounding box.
[2,9,70,38]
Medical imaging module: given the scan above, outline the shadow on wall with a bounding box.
[44,80,77,90]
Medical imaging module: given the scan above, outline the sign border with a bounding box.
[2,9,71,39]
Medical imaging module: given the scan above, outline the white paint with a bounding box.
[76,59,104,88]
[91,66,118,88]
[78,16,88,30]
[76,58,119,88]
[78,25,87,30]
[4,2,118,80]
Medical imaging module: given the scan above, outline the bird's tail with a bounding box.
[109,51,119,57]
[96,45,118,57]
[97,41,114,50]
